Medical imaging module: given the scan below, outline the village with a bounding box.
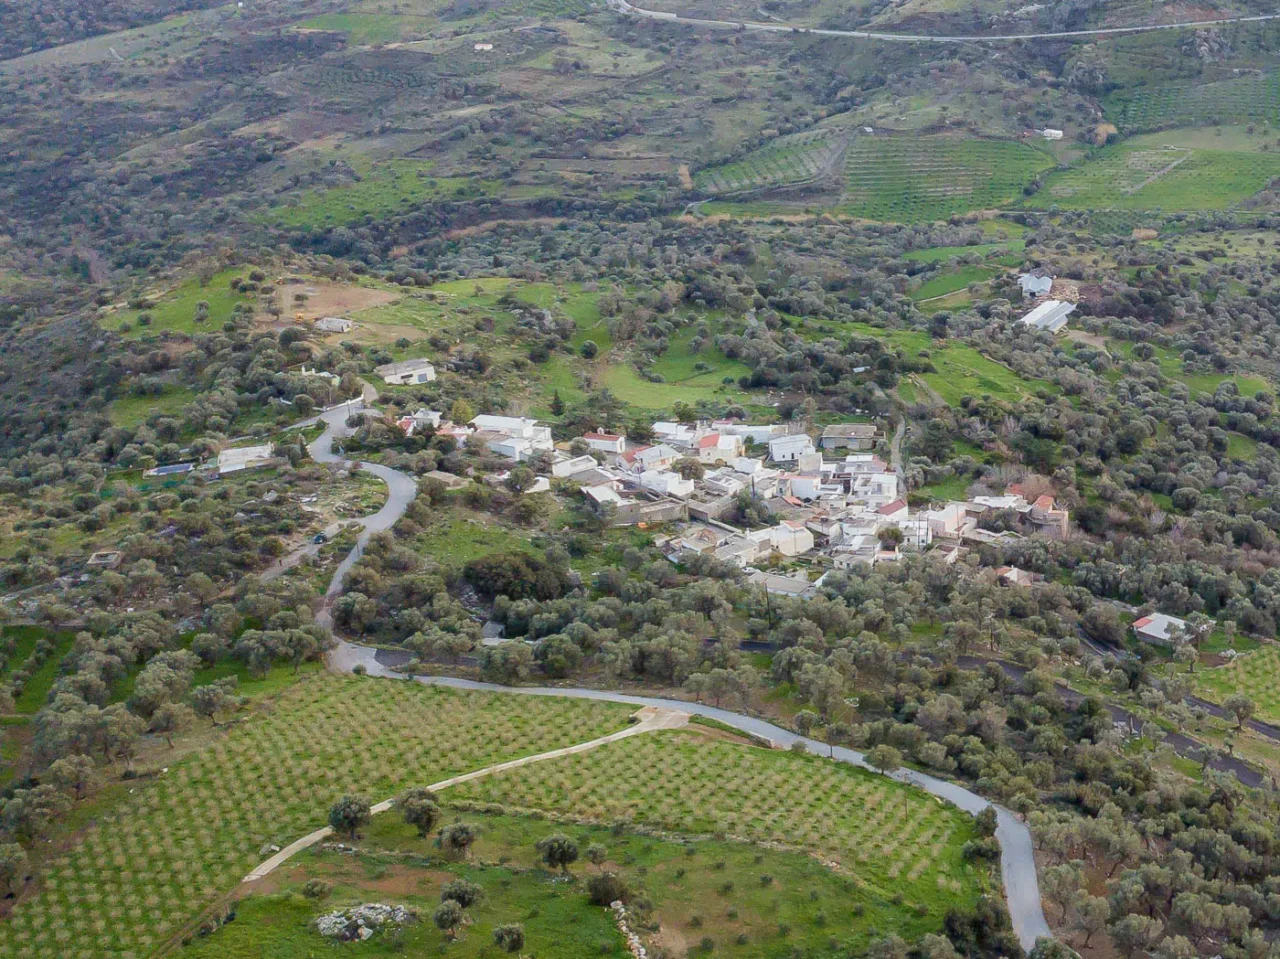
[377,405,1074,601]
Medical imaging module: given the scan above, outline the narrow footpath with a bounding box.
[243,704,689,882]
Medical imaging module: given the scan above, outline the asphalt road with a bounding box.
[330,641,1053,950]
[608,0,1280,43]
[307,403,419,626]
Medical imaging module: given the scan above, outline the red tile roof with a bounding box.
[876,498,907,515]
[1132,616,1154,629]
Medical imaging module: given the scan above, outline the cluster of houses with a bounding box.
[393,411,1075,593]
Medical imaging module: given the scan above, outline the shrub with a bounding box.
[441,878,482,908]
[587,871,627,906]
[493,923,525,953]
[302,879,331,900]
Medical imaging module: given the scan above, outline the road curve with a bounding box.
[303,404,1052,948]
[307,403,419,626]
[608,0,1280,43]
[329,640,1053,949]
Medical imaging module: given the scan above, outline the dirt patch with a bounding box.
[1063,328,1108,351]
[651,924,688,958]
[273,280,399,323]
[678,163,693,190]
[681,723,761,748]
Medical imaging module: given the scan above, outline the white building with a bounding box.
[217,444,275,475]
[474,42,494,51]
[697,433,744,464]
[315,316,353,334]
[620,444,679,472]
[766,520,815,557]
[552,454,598,478]
[1132,612,1189,647]
[582,432,626,455]
[746,569,816,599]
[639,470,695,499]
[1018,273,1053,298]
[1020,299,1075,334]
[1041,128,1064,140]
[300,365,340,385]
[652,422,704,449]
[712,421,787,444]
[376,358,436,385]
[769,433,816,463]
[849,471,900,509]
[413,409,443,429]
[471,415,553,449]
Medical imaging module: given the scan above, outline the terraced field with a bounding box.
[448,730,983,916]
[838,136,1054,223]
[694,129,846,194]
[1195,646,1280,724]
[0,676,628,959]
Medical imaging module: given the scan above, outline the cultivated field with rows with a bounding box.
[1032,133,1280,211]
[837,136,1053,223]
[448,731,984,917]
[1106,72,1280,133]
[0,676,629,959]
[1195,646,1280,724]
[694,129,846,195]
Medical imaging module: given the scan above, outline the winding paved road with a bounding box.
[302,407,1052,948]
[329,642,1052,948]
[306,403,419,627]
[608,0,1280,42]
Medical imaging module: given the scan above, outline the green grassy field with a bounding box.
[183,805,913,959]
[106,385,195,428]
[1034,129,1280,212]
[838,136,1054,223]
[448,730,985,921]
[1194,646,1280,724]
[5,628,77,714]
[838,323,1048,406]
[101,268,256,336]
[1110,340,1270,397]
[903,238,1026,265]
[0,676,629,959]
[910,265,999,301]
[293,12,434,44]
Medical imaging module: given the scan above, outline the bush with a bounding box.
[493,923,525,953]
[587,871,627,906]
[441,878,482,908]
[302,879,331,900]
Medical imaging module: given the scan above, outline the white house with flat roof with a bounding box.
[376,358,436,385]
[769,433,815,463]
